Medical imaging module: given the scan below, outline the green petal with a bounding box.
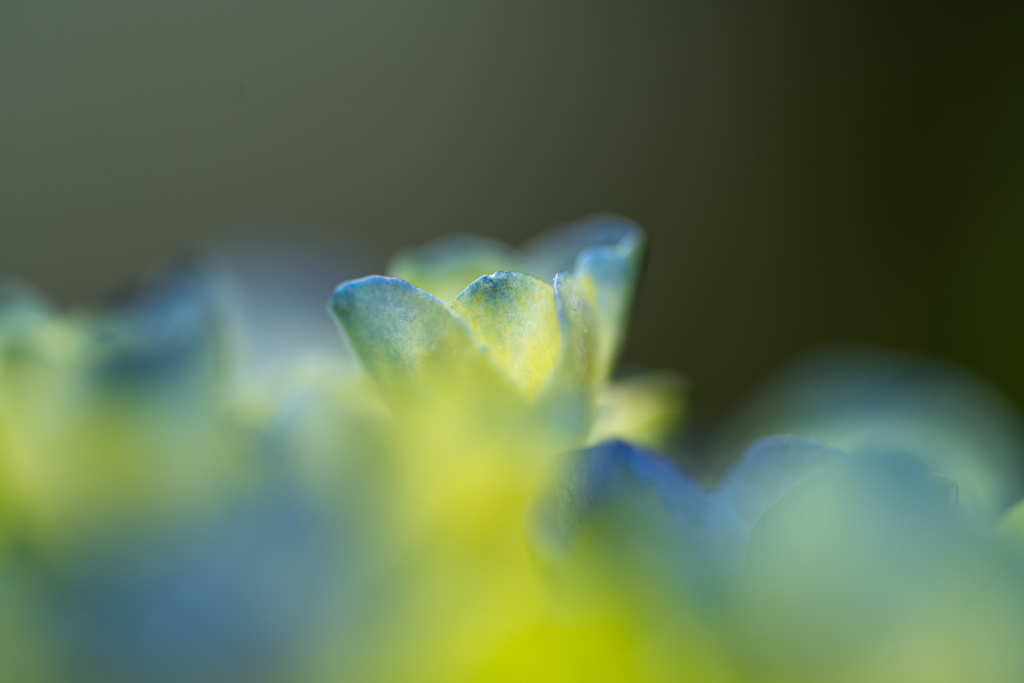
[387,235,529,305]
[331,275,498,398]
[451,271,560,399]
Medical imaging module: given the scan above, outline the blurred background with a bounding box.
[2,0,1023,422]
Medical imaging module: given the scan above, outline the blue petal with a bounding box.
[535,440,743,574]
[330,275,502,399]
[569,234,645,381]
[49,493,345,683]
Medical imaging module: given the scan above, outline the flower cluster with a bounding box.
[1,215,1024,682]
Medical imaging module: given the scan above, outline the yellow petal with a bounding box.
[452,271,560,399]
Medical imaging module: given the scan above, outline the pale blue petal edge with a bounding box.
[331,275,479,395]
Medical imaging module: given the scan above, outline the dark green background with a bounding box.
[2,1,1023,419]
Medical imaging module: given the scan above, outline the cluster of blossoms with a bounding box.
[2,215,1024,682]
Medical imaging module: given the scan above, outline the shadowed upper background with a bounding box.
[2,0,1023,421]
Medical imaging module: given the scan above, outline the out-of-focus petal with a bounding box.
[0,263,254,553]
[388,235,528,305]
[996,498,1024,550]
[535,440,741,573]
[709,347,1024,519]
[521,214,645,282]
[588,372,687,449]
[540,437,845,576]
[716,435,845,533]
[728,446,1024,683]
[45,491,349,683]
[745,446,959,571]
[85,261,219,385]
[0,566,60,683]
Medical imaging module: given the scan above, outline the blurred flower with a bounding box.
[0,248,375,683]
[2,216,1024,683]
[540,353,1024,682]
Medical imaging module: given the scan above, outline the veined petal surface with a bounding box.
[331,275,503,400]
[452,272,560,399]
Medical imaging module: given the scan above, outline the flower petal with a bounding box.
[715,435,844,532]
[535,440,743,573]
[387,215,647,385]
[588,372,687,449]
[536,272,599,438]
[331,275,501,399]
[709,348,1024,519]
[735,449,979,682]
[0,278,53,329]
[524,215,646,381]
[201,235,370,384]
[998,498,1024,550]
[387,235,529,305]
[746,445,961,570]
[572,240,645,381]
[451,271,561,399]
